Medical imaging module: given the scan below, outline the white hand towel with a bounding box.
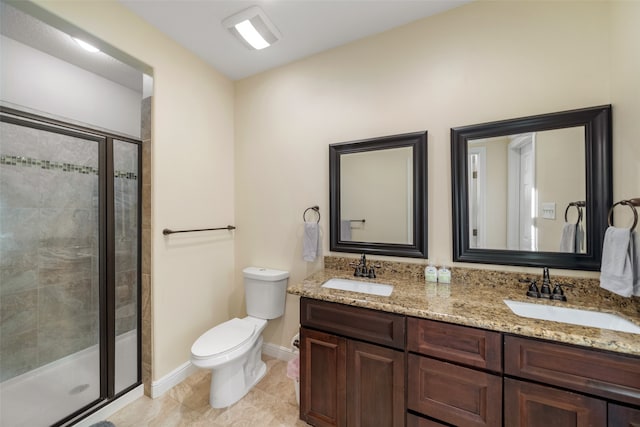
[632,231,640,296]
[559,222,576,252]
[600,226,633,297]
[302,222,319,262]
[575,223,585,253]
[340,220,352,241]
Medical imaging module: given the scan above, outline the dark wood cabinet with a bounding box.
[407,354,502,427]
[504,378,606,427]
[407,317,502,427]
[609,404,640,426]
[300,298,405,427]
[504,335,640,406]
[407,317,502,372]
[300,327,347,427]
[299,298,640,427]
[406,413,448,427]
[347,339,405,427]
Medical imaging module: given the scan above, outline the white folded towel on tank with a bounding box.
[600,226,634,297]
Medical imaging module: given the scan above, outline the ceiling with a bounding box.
[118,0,470,81]
[0,1,143,93]
[1,0,469,90]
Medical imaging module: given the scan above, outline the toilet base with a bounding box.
[208,336,266,408]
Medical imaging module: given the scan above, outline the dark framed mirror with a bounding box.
[330,131,428,258]
[451,105,612,270]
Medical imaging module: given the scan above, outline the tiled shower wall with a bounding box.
[0,119,140,382]
[140,96,152,395]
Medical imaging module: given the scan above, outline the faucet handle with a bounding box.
[551,283,568,301]
[367,264,382,279]
[525,280,541,298]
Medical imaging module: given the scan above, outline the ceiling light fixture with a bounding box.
[222,6,281,50]
[72,37,100,53]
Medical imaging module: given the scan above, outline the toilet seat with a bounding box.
[191,318,256,359]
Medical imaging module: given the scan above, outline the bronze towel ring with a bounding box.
[607,198,640,230]
[564,201,585,225]
[303,205,320,223]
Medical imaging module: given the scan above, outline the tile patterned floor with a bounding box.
[108,358,310,426]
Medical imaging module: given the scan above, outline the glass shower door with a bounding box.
[0,116,103,426]
[113,139,140,395]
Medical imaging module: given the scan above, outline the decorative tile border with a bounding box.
[1,154,137,180]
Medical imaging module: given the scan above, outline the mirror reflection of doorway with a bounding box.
[507,133,537,251]
[468,147,486,248]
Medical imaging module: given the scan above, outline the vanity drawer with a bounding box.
[300,298,405,350]
[407,413,448,427]
[407,354,502,427]
[504,335,640,406]
[407,317,502,372]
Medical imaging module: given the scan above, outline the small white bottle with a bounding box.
[425,261,438,283]
[437,264,451,284]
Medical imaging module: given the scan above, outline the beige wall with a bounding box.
[536,127,586,252]
[26,0,640,379]
[610,1,640,228]
[235,0,622,348]
[32,1,236,380]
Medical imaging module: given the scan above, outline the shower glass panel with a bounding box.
[114,139,139,395]
[0,118,103,426]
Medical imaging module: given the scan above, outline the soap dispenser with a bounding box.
[425,261,438,283]
[437,264,451,284]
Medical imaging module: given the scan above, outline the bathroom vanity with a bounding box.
[289,259,640,427]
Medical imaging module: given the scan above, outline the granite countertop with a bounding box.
[288,264,640,357]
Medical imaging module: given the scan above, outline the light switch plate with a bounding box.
[541,202,556,220]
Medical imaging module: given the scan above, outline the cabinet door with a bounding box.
[609,404,640,426]
[300,327,347,427]
[347,340,405,427]
[504,378,606,427]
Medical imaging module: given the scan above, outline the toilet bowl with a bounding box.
[190,267,289,408]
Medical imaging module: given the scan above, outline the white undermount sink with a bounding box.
[504,300,640,334]
[321,278,394,297]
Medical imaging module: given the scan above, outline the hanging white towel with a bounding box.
[575,223,585,253]
[632,231,640,296]
[559,223,576,252]
[302,222,320,262]
[340,220,352,241]
[600,226,634,297]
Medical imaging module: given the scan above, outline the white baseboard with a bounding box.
[262,341,297,362]
[150,361,199,399]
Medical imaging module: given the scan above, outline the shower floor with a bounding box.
[0,330,137,427]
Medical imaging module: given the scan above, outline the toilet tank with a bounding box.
[243,267,289,319]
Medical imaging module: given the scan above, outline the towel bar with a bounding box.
[607,198,640,230]
[163,226,236,235]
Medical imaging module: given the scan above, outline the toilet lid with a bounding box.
[191,318,256,358]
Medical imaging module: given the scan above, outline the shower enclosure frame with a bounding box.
[0,105,143,426]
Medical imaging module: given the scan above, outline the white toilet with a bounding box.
[190,266,289,408]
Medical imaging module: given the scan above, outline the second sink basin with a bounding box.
[321,278,394,297]
[504,299,640,334]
